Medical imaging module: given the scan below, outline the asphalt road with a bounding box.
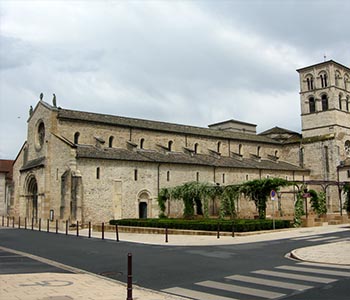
[0,228,349,300]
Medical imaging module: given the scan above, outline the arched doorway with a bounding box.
[26,176,38,221]
[139,202,148,219]
[138,190,151,219]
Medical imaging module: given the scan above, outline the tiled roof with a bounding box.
[0,160,14,179]
[57,108,280,145]
[76,145,307,172]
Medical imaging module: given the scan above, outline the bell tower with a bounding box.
[297,60,350,138]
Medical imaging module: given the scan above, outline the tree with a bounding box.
[239,178,290,219]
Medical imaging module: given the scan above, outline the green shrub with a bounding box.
[109,218,291,232]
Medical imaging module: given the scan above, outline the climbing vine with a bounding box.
[343,183,350,214]
[293,190,305,227]
[309,189,327,217]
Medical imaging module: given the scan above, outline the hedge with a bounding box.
[109,218,291,232]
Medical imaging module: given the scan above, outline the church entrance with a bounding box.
[139,202,148,219]
[26,176,38,221]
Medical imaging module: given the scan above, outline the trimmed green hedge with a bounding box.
[109,218,291,232]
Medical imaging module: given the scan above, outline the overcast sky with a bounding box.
[1,0,349,159]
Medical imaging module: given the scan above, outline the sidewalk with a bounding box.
[0,224,349,300]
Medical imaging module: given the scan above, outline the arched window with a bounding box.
[96,167,100,179]
[309,97,316,113]
[168,140,173,151]
[347,96,350,111]
[306,75,314,91]
[166,171,170,182]
[109,136,114,148]
[217,142,221,153]
[320,72,328,88]
[257,146,261,157]
[344,74,349,90]
[335,71,341,86]
[274,150,278,157]
[238,144,242,156]
[194,143,199,154]
[299,147,304,167]
[140,138,145,149]
[321,94,328,111]
[339,94,343,110]
[74,132,80,144]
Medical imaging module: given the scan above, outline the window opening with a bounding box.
[96,167,100,179]
[74,132,80,144]
[168,141,173,151]
[322,94,328,111]
[309,97,316,113]
[134,169,138,181]
[109,136,114,148]
[140,138,145,149]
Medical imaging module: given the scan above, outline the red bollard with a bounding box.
[39,219,41,231]
[127,253,133,300]
[56,220,58,234]
[76,221,79,237]
[165,226,168,243]
[88,221,91,238]
[65,220,68,235]
[47,219,50,233]
[217,222,220,239]
[102,222,105,240]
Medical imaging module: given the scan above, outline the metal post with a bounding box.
[31,218,34,230]
[165,225,168,243]
[217,222,220,239]
[88,221,91,238]
[7,217,9,227]
[47,219,50,233]
[115,224,119,242]
[76,221,79,237]
[12,217,15,228]
[18,217,21,229]
[272,201,275,230]
[39,218,41,231]
[25,217,27,230]
[102,222,105,240]
[2,215,4,226]
[232,222,235,237]
[56,220,58,234]
[126,253,133,300]
[66,220,68,235]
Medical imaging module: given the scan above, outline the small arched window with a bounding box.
[309,97,316,113]
[74,132,80,144]
[96,167,100,179]
[168,140,173,151]
[194,143,199,154]
[140,138,145,149]
[166,171,170,182]
[344,74,349,90]
[238,144,242,155]
[306,75,314,91]
[217,141,221,153]
[196,172,199,182]
[320,72,328,88]
[347,96,349,111]
[109,136,114,148]
[339,94,343,110]
[274,150,278,157]
[321,94,328,111]
[257,146,261,157]
[335,71,341,86]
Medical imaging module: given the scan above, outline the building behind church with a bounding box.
[5,60,350,224]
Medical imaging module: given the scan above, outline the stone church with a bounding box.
[8,60,350,224]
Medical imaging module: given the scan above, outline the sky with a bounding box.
[1,0,349,159]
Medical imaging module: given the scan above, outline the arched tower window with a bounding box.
[168,140,173,151]
[344,74,349,90]
[74,132,80,144]
[217,142,221,153]
[320,72,328,88]
[274,150,278,157]
[339,94,343,110]
[335,71,341,86]
[309,97,316,113]
[109,136,114,148]
[347,96,349,111]
[194,143,199,154]
[321,94,328,111]
[257,146,261,157]
[140,138,145,149]
[306,75,314,91]
[238,144,242,155]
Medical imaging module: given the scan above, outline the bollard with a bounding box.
[76,221,79,237]
[12,217,15,228]
[127,253,133,300]
[7,217,9,227]
[2,215,4,226]
[165,225,168,243]
[232,222,235,238]
[47,219,50,233]
[217,222,220,239]
[18,217,21,229]
[31,218,34,230]
[115,224,119,242]
[25,217,27,230]
[88,221,91,238]
[56,219,58,234]
[39,219,41,231]
[66,220,68,235]
[102,222,105,240]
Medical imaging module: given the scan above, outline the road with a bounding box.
[0,227,349,300]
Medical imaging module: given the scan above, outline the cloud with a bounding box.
[0,0,349,159]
